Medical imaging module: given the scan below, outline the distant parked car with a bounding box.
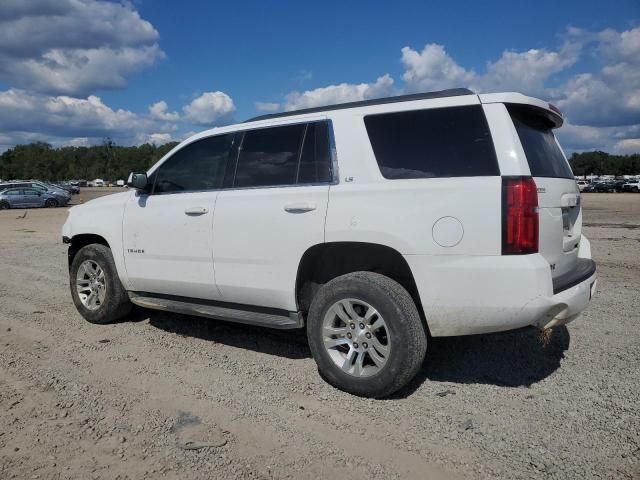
[0,188,62,209]
[576,180,589,191]
[622,180,640,192]
[584,182,615,193]
[116,180,125,187]
[0,181,71,204]
[93,179,105,187]
[57,182,80,194]
[613,180,627,192]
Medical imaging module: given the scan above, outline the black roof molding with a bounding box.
[245,88,475,122]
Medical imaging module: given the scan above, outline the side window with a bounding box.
[297,122,332,184]
[234,124,305,188]
[24,189,39,195]
[364,105,499,179]
[153,134,235,194]
[7,189,22,196]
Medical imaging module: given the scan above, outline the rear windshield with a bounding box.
[364,105,499,179]
[508,105,573,179]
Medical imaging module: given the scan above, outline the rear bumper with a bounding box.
[404,236,596,336]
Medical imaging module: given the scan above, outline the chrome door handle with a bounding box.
[284,203,317,213]
[184,207,209,216]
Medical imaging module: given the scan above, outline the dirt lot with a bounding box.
[0,189,638,479]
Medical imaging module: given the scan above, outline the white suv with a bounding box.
[63,89,596,397]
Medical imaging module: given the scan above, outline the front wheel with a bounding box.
[307,272,427,398]
[0,201,9,210]
[45,198,58,208]
[69,244,132,324]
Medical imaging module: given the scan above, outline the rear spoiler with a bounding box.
[479,92,563,128]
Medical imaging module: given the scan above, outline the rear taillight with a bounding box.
[502,176,539,254]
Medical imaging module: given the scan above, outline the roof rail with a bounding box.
[245,88,475,122]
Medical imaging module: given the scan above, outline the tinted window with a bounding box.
[298,122,332,184]
[23,189,40,195]
[6,189,22,196]
[234,124,305,188]
[364,105,499,179]
[154,134,235,194]
[508,106,573,179]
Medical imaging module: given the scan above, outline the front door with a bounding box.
[122,133,236,300]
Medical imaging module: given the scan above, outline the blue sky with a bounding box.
[0,0,638,153]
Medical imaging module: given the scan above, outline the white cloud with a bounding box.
[137,132,174,146]
[183,91,236,125]
[401,44,475,93]
[284,74,394,110]
[255,102,280,112]
[68,137,91,147]
[613,138,640,155]
[0,89,145,138]
[149,101,180,121]
[556,27,640,128]
[0,0,164,95]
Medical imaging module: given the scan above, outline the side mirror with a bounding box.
[127,172,150,192]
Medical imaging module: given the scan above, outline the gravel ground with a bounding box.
[0,189,638,479]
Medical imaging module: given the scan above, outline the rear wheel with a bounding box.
[0,201,9,210]
[307,272,427,398]
[45,198,58,208]
[70,244,132,324]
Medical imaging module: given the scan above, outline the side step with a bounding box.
[128,292,303,330]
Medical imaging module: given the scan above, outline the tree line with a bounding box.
[0,140,179,182]
[0,141,638,182]
[568,151,640,177]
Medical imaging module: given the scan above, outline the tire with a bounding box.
[45,198,58,208]
[307,272,427,398]
[0,201,9,210]
[69,244,132,324]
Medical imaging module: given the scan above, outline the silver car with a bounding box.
[0,181,70,204]
[0,187,62,209]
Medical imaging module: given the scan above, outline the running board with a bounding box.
[128,292,303,329]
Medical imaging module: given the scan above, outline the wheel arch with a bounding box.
[295,241,429,334]
[67,234,111,270]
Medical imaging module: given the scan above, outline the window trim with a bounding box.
[146,119,339,197]
[363,105,500,181]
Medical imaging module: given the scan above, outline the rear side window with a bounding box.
[364,105,499,179]
[153,133,235,194]
[298,122,332,184]
[234,124,305,188]
[508,105,573,179]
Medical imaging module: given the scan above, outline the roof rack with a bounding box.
[245,88,475,122]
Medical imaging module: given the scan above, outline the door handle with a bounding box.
[184,207,209,216]
[284,203,317,214]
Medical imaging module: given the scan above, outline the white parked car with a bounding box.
[93,179,104,187]
[62,89,597,397]
[622,180,640,192]
[576,180,590,191]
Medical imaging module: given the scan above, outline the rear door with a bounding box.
[213,120,333,312]
[22,188,43,207]
[508,105,580,279]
